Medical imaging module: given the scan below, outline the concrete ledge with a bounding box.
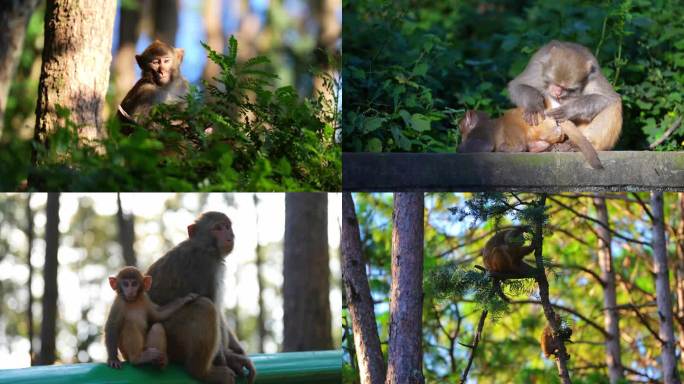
[343,152,684,191]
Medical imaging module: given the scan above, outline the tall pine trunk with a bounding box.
[34,0,116,152]
[37,192,60,365]
[386,193,424,384]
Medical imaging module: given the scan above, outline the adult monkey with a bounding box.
[508,40,622,151]
[117,40,189,130]
[146,212,256,384]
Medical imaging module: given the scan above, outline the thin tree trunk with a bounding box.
[309,0,340,96]
[37,192,60,365]
[532,194,572,384]
[283,193,332,351]
[0,0,40,136]
[650,192,681,384]
[459,310,487,384]
[113,0,142,105]
[33,0,117,153]
[26,193,35,365]
[386,193,424,384]
[254,194,266,353]
[201,0,224,82]
[151,0,178,44]
[676,194,684,366]
[116,193,136,267]
[236,0,260,62]
[593,196,624,383]
[342,193,385,384]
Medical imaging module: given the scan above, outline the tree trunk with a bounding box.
[309,0,340,96]
[386,193,424,384]
[342,193,385,384]
[201,0,224,82]
[151,0,178,44]
[116,193,136,267]
[283,193,332,351]
[113,0,142,105]
[34,0,117,151]
[26,193,35,365]
[0,0,40,136]
[593,196,624,383]
[37,192,60,365]
[650,192,681,384]
[676,194,684,366]
[254,194,266,353]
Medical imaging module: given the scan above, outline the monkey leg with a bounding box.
[164,297,235,384]
[121,323,162,365]
[146,323,168,368]
[577,101,622,151]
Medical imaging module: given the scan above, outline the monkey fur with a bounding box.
[482,226,537,279]
[104,266,198,369]
[507,40,622,151]
[146,212,256,384]
[540,314,573,359]
[117,40,189,132]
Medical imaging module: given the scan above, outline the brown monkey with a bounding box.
[482,226,537,279]
[117,40,189,130]
[540,314,573,358]
[508,40,622,151]
[146,212,256,384]
[459,101,603,169]
[105,266,198,369]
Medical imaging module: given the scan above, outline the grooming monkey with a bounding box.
[105,266,198,369]
[508,40,622,151]
[458,100,603,169]
[146,212,256,384]
[482,226,537,279]
[117,40,189,130]
[540,314,573,359]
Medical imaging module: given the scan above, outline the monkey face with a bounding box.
[211,219,235,256]
[118,277,143,301]
[147,55,175,86]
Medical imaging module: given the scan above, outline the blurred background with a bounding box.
[3,0,341,141]
[0,192,341,368]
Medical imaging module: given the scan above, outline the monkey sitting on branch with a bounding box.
[105,266,198,369]
[117,40,189,134]
[540,314,573,359]
[482,226,538,280]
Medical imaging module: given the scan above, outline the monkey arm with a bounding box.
[149,293,198,322]
[104,301,124,366]
[546,93,615,122]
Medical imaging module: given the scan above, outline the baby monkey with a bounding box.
[105,266,198,369]
[508,40,622,151]
[540,314,573,359]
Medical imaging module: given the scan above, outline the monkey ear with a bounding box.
[135,54,145,69]
[108,277,118,291]
[143,275,152,291]
[187,223,197,238]
[459,110,477,135]
[586,62,596,74]
[175,48,185,63]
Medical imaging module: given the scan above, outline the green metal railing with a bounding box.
[0,350,341,384]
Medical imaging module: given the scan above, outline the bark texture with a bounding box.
[386,193,424,384]
[34,0,116,145]
[342,193,385,384]
[37,192,60,365]
[593,196,624,383]
[0,0,40,135]
[650,192,681,384]
[283,193,332,351]
[113,0,142,104]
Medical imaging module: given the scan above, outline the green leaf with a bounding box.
[363,117,384,133]
[410,114,431,132]
[365,138,383,152]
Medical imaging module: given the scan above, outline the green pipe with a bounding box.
[0,350,341,384]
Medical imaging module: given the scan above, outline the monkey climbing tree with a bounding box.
[428,193,573,383]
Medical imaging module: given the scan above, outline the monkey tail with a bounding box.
[558,121,603,169]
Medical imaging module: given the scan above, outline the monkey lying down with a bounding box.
[458,40,623,170]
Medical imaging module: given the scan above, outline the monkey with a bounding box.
[146,212,256,384]
[104,266,199,369]
[540,314,573,359]
[117,40,189,132]
[507,40,622,151]
[459,101,604,169]
[482,226,537,279]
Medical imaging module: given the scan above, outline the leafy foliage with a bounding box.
[1,36,340,191]
[343,0,684,152]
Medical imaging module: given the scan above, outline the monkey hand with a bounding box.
[545,104,576,122]
[225,351,256,383]
[522,109,543,126]
[107,357,123,369]
[183,293,200,303]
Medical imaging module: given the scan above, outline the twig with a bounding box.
[648,116,682,149]
[459,310,488,384]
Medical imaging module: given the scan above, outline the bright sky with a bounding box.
[0,193,341,368]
